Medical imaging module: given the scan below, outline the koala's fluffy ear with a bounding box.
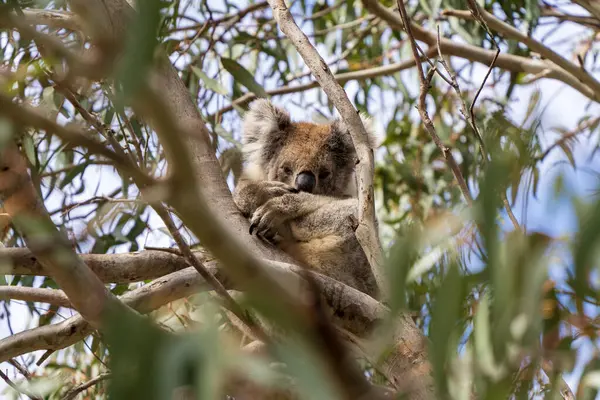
[329,114,379,158]
[242,99,291,170]
[358,113,380,149]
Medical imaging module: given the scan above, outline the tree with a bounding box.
[0,0,599,398]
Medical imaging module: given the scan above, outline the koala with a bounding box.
[233,99,379,299]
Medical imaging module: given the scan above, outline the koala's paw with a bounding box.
[249,197,289,241]
[261,181,298,199]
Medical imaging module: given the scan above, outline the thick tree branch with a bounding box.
[0,244,433,397]
[267,0,386,300]
[0,248,189,283]
[0,286,71,308]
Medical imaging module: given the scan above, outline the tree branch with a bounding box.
[0,248,190,283]
[571,0,600,21]
[0,258,430,398]
[0,286,71,308]
[441,8,600,99]
[396,1,473,206]
[360,0,599,103]
[21,9,83,31]
[61,372,110,400]
[0,94,154,187]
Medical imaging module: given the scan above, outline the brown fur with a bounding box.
[233,99,379,299]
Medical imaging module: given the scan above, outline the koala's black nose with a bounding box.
[295,171,316,193]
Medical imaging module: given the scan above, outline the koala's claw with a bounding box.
[249,222,257,235]
[249,201,285,240]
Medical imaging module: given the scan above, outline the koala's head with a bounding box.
[241,99,377,197]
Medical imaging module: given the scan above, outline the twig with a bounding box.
[435,13,522,231]
[8,359,32,379]
[466,0,522,231]
[0,369,42,400]
[168,2,269,33]
[396,0,473,206]
[304,0,344,21]
[537,116,600,161]
[51,81,139,168]
[61,372,110,400]
[540,7,600,30]
[211,57,425,119]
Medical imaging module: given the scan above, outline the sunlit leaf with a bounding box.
[221,58,268,98]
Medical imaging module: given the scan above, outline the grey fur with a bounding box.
[233,100,379,299]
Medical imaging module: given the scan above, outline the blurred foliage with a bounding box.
[1,0,600,399]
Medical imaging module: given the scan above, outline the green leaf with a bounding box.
[191,66,228,96]
[429,264,463,397]
[115,0,163,99]
[558,141,576,168]
[0,117,15,149]
[107,308,172,400]
[272,339,340,400]
[21,134,36,165]
[213,124,239,147]
[572,200,600,299]
[59,163,88,189]
[221,58,268,98]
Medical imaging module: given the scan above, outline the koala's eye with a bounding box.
[318,170,330,180]
[282,166,293,175]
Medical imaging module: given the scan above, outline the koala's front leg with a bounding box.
[233,178,298,217]
[249,192,331,238]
